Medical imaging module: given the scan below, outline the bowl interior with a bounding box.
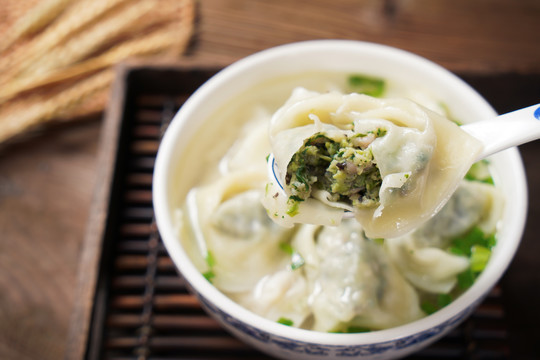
[153,40,527,345]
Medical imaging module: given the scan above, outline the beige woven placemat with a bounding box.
[0,0,195,144]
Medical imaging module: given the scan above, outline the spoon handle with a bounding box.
[461,103,540,161]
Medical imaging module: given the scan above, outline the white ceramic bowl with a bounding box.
[153,40,527,360]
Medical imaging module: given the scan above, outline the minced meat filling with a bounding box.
[286,129,386,212]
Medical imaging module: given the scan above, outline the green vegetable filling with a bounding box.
[285,130,386,215]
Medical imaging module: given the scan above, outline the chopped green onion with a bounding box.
[203,251,217,283]
[450,227,496,290]
[449,227,495,257]
[277,317,294,326]
[470,245,491,273]
[437,293,453,308]
[329,325,371,333]
[347,74,385,97]
[465,160,494,184]
[421,293,453,315]
[448,246,466,256]
[421,301,439,315]
[279,242,294,255]
[203,270,215,282]
[205,251,216,267]
[486,234,496,248]
[345,326,371,333]
[457,268,475,290]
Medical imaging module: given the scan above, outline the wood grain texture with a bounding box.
[0,1,538,360]
[0,119,100,360]
[193,0,540,73]
[61,63,130,360]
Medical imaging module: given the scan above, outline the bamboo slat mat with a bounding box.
[66,62,540,360]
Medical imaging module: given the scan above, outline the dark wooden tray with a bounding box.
[65,61,540,360]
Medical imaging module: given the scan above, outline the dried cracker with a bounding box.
[0,0,195,144]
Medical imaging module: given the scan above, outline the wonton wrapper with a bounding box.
[232,269,311,328]
[218,108,271,175]
[263,88,483,238]
[297,220,424,331]
[385,180,504,293]
[181,170,294,293]
[232,220,425,331]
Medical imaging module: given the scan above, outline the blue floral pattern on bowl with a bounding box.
[194,289,477,359]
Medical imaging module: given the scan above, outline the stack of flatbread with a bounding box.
[0,0,195,143]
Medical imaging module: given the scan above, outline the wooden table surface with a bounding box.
[0,1,539,359]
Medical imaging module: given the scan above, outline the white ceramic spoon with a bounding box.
[461,103,540,161]
[267,103,540,216]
